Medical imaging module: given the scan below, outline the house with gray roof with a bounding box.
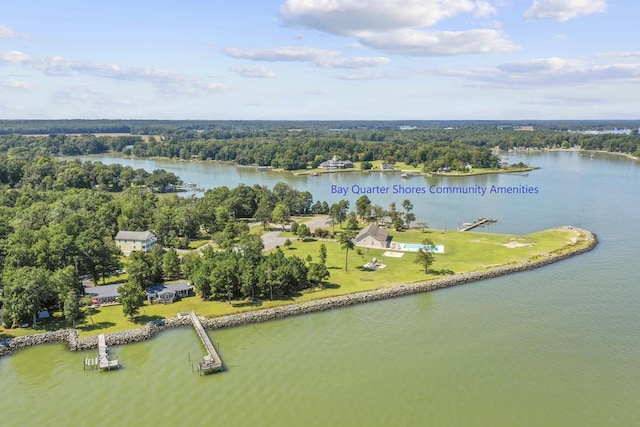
[115,230,157,255]
[85,282,193,305]
[318,155,354,170]
[353,224,390,248]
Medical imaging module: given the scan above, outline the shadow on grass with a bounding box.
[232,300,264,308]
[429,268,455,276]
[78,321,117,332]
[321,283,340,289]
[133,315,164,325]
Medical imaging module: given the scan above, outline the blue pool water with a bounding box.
[402,243,443,252]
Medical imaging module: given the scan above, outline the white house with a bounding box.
[114,230,157,255]
[318,155,354,170]
[353,224,390,248]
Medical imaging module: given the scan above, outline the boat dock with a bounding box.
[188,311,223,374]
[84,334,120,371]
[459,217,497,232]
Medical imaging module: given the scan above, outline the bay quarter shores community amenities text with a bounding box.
[331,184,540,197]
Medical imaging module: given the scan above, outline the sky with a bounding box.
[1,0,639,120]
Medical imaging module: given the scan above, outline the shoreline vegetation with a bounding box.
[0,226,598,357]
[3,120,639,176]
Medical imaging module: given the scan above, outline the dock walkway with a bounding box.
[84,334,119,371]
[189,312,223,374]
[459,217,497,232]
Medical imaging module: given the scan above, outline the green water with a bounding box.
[3,152,639,426]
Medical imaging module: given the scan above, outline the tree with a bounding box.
[329,200,349,229]
[338,231,356,271]
[126,251,154,289]
[307,262,330,285]
[402,199,415,228]
[63,290,81,326]
[345,211,359,230]
[118,281,147,319]
[76,227,121,285]
[271,202,290,231]
[2,267,56,327]
[148,244,165,283]
[283,238,292,250]
[296,223,311,239]
[181,251,201,282]
[355,195,372,220]
[414,239,436,273]
[404,212,416,229]
[319,243,327,266]
[163,248,181,280]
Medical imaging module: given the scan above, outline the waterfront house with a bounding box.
[318,155,354,170]
[146,283,193,304]
[85,282,193,306]
[114,230,158,256]
[353,224,390,248]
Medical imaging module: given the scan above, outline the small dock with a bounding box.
[84,334,120,371]
[459,217,497,232]
[189,311,223,374]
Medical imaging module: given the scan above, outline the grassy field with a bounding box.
[0,226,592,339]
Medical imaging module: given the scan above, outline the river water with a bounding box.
[2,151,639,426]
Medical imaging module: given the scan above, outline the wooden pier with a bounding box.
[459,217,497,232]
[188,311,223,374]
[84,334,120,371]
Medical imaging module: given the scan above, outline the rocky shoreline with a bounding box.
[0,227,597,357]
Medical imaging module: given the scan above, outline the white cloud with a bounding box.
[281,0,492,34]
[316,56,390,68]
[355,28,517,56]
[223,46,340,62]
[433,56,640,86]
[0,80,32,89]
[0,25,28,39]
[0,50,33,64]
[0,50,223,94]
[229,65,275,78]
[524,0,607,21]
[224,45,390,70]
[280,0,509,56]
[598,51,640,59]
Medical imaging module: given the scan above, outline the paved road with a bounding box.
[261,231,290,251]
[301,215,332,231]
[261,216,332,251]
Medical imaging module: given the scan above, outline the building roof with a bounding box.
[85,282,193,300]
[354,224,389,243]
[115,230,157,241]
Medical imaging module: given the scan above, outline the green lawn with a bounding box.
[1,226,592,339]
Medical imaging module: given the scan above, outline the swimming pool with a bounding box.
[401,243,445,253]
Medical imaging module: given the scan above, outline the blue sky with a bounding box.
[1,0,639,120]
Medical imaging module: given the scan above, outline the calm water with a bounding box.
[3,151,639,426]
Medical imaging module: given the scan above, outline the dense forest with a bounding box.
[0,120,638,171]
[0,152,346,326]
[1,119,639,134]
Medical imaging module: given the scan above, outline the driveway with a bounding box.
[261,231,290,251]
[260,216,331,251]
